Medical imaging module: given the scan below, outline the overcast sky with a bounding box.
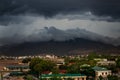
[0,0,120,46]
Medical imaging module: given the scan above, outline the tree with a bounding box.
[99,76,104,80]
[50,77,62,80]
[22,58,31,63]
[87,52,98,60]
[29,58,43,72]
[116,58,120,68]
[29,58,56,78]
[80,67,95,78]
[105,65,118,74]
[107,75,119,80]
[52,68,59,74]
[87,60,97,66]
[26,75,34,80]
[67,63,80,74]
[59,65,67,70]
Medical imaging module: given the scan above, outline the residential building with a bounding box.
[41,74,87,80]
[92,66,111,80]
[4,65,29,72]
[97,61,116,66]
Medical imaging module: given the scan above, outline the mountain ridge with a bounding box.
[0,38,119,56]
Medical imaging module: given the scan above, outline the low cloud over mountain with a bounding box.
[0,26,120,46]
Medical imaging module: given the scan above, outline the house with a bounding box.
[80,64,90,67]
[42,71,52,74]
[59,70,67,74]
[4,65,29,72]
[94,58,107,61]
[97,61,116,66]
[41,74,87,80]
[92,66,111,80]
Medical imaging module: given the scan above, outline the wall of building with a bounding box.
[95,70,111,77]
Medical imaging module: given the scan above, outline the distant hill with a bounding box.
[0,38,120,56]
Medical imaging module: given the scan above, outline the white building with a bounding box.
[92,66,111,80]
[97,61,116,66]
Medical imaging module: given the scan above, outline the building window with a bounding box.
[102,73,104,75]
[105,72,107,75]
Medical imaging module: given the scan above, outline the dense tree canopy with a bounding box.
[22,58,31,63]
[116,58,120,68]
[107,75,119,80]
[29,58,56,77]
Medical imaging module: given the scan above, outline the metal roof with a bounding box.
[92,66,108,71]
[41,74,86,78]
[6,65,29,68]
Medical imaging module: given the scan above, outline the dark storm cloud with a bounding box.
[0,0,120,20]
[0,0,120,46]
